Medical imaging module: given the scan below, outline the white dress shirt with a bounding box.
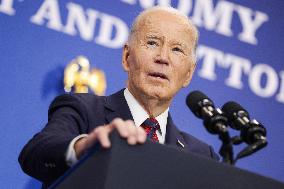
[65,88,169,166]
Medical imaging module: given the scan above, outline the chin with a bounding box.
[144,86,172,100]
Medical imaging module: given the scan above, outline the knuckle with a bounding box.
[125,120,135,126]
[138,126,145,133]
[128,125,137,135]
[112,120,124,129]
[94,126,105,135]
[112,118,123,125]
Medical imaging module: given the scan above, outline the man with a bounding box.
[19,6,218,188]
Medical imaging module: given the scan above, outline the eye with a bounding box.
[172,47,184,53]
[147,40,158,47]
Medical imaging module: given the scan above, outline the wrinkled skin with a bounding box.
[122,10,196,116]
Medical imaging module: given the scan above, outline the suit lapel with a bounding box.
[165,114,188,150]
[104,89,134,123]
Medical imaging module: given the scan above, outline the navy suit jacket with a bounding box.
[19,89,218,187]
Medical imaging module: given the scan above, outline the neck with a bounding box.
[127,87,171,117]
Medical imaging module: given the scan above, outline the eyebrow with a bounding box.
[145,34,162,40]
[171,41,189,50]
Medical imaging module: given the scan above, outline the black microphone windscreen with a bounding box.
[186,90,211,115]
[222,101,249,120]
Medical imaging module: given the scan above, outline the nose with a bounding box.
[154,44,170,66]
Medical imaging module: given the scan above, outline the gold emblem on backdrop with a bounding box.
[64,56,106,95]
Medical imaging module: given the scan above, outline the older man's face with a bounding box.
[123,11,196,101]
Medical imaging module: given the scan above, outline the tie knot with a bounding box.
[142,117,160,130]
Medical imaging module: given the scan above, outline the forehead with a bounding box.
[134,11,196,46]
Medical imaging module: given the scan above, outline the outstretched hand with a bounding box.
[74,118,147,159]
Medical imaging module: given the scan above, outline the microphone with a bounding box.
[186,90,228,135]
[222,101,267,160]
[222,101,267,145]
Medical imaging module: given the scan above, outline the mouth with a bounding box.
[148,72,169,81]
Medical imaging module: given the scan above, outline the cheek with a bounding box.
[127,57,146,83]
[171,62,192,85]
[127,53,141,72]
[130,53,151,72]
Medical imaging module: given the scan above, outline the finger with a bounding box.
[111,118,129,138]
[85,125,110,145]
[137,126,147,144]
[93,126,112,148]
[124,120,138,145]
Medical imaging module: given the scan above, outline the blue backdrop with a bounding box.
[1,0,284,188]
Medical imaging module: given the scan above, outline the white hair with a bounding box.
[128,6,199,61]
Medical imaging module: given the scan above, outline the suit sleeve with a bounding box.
[18,94,90,184]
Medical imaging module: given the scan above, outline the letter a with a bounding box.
[30,0,63,31]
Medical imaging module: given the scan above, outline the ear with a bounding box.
[122,43,130,72]
[182,63,196,87]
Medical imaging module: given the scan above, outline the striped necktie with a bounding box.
[141,117,160,142]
